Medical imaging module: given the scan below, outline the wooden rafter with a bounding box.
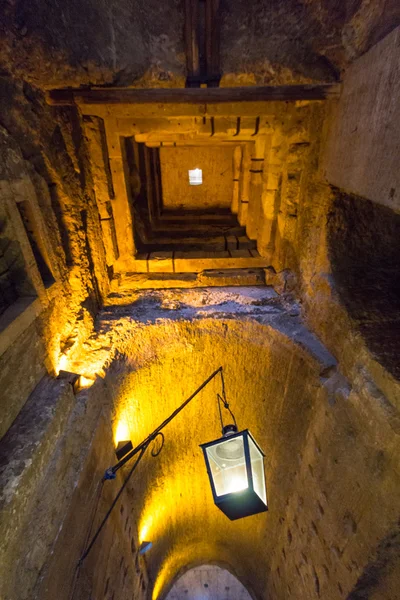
[185,0,221,87]
[47,84,341,106]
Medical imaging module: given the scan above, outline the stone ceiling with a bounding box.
[0,0,399,87]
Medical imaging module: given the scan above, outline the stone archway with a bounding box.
[61,287,335,599]
[164,564,254,600]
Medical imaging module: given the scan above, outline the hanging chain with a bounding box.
[217,368,237,434]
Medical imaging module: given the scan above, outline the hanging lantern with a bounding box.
[200,424,268,520]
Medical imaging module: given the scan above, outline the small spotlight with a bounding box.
[78,375,95,389]
[138,541,152,555]
[57,370,81,394]
[115,440,133,460]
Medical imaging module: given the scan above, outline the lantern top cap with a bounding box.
[222,424,238,437]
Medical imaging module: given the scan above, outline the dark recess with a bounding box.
[328,191,400,380]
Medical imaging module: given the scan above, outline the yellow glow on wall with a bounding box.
[152,559,170,600]
[139,514,154,544]
[139,494,169,545]
[78,375,95,389]
[56,352,69,375]
[114,418,131,445]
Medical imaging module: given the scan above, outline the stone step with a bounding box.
[148,223,247,237]
[156,213,239,226]
[108,268,266,295]
[159,207,233,219]
[115,249,268,275]
[136,235,257,253]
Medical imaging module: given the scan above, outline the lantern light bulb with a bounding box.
[225,475,248,494]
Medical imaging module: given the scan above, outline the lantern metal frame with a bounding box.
[201,428,268,520]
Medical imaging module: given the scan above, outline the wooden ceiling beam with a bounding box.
[47,84,341,106]
[185,0,200,86]
[205,0,220,87]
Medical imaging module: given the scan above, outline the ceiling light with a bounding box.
[188,168,202,185]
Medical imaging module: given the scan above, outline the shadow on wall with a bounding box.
[328,191,400,380]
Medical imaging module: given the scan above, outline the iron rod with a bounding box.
[110,366,223,475]
[77,367,224,567]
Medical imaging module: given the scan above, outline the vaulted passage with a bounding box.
[165,565,253,600]
[0,3,400,600]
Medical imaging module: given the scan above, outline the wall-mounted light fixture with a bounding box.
[57,370,95,394]
[78,367,267,565]
[138,541,153,555]
[115,440,133,461]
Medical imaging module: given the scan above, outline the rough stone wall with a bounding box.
[226,25,400,600]
[0,76,109,437]
[323,26,400,213]
[266,365,400,600]
[327,192,400,380]
[293,26,400,397]
[0,0,186,88]
[262,25,400,600]
[257,100,326,273]
[1,0,399,89]
[219,0,400,85]
[0,373,149,600]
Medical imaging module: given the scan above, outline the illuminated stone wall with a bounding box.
[1,285,398,600]
[0,78,109,437]
[0,372,149,600]
[0,7,399,600]
[160,146,234,211]
[0,287,338,600]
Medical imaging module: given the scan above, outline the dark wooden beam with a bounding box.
[205,0,221,87]
[185,0,200,86]
[47,84,341,106]
[151,148,163,219]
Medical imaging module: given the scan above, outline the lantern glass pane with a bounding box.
[205,436,248,497]
[248,436,266,503]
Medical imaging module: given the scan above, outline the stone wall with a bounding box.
[0,373,149,600]
[0,0,186,88]
[1,0,398,88]
[266,361,400,600]
[273,24,400,600]
[0,10,399,600]
[323,26,400,213]
[220,0,400,85]
[0,76,109,438]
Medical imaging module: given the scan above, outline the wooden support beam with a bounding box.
[152,148,163,218]
[143,146,157,226]
[47,84,341,106]
[185,0,200,86]
[205,0,221,87]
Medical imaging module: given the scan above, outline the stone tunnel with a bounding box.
[0,2,400,600]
